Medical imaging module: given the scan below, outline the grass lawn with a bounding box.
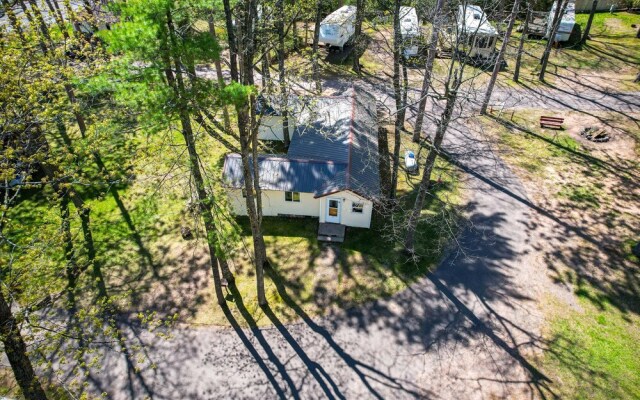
[4,109,460,329]
[542,290,640,399]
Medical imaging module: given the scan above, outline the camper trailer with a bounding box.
[319,5,357,50]
[456,4,498,60]
[400,6,421,57]
[546,0,576,42]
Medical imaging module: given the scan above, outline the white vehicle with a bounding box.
[319,5,357,50]
[456,4,499,60]
[404,150,418,173]
[400,6,421,57]
[546,0,575,42]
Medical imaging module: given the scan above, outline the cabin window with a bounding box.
[352,202,364,213]
[285,191,300,202]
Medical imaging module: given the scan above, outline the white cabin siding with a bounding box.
[258,116,284,141]
[257,115,297,141]
[228,189,373,228]
[318,191,373,228]
[228,189,320,217]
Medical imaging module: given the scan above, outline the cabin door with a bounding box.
[326,198,341,224]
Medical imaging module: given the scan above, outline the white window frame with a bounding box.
[352,202,364,213]
[285,191,301,202]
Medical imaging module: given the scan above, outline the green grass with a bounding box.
[557,183,603,209]
[484,113,586,175]
[542,290,640,400]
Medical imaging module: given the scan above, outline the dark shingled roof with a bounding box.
[223,87,380,199]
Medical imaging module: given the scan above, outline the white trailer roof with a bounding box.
[321,5,357,26]
[550,0,576,24]
[458,4,498,36]
[400,7,420,37]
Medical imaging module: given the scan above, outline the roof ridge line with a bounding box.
[346,88,356,191]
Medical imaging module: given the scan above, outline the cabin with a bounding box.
[255,96,298,141]
[319,5,357,50]
[457,4,498,60]
[546,0,576,42]
[400,6,421,57]
[223,88,380,230]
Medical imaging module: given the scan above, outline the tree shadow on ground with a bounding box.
[483,114,640,318]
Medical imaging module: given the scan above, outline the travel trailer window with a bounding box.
[320,25,338,38]
[476,36,491,48]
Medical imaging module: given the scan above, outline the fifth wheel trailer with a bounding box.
[319,5,357,50]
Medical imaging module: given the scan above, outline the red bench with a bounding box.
[540,115,564,129]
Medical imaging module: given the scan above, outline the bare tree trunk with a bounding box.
[208,15,232,132]
[352,0,365,74]
[581,0,598,44]
[513,6,530,82]
[404,77,460,254]
[413,0,445,142]
[312,0,322,94]
[0,289,48,400]
[237,0,268,306]
[16,0,111,298]
[276,0,290,147]
[539,0,567,82]
[223,0,239,82]
[378,125,392,196]
[390,0,405,199]
[165,14,228,304]
[481,0,519,114]
[291,10,299,52]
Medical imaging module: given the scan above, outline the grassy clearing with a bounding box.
[542,287,640,400]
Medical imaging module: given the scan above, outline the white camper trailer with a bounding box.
[319,5,357,50]
[400,6,421,57]
[456,4,499,60]
[546,1,576,42]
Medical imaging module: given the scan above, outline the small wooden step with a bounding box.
[317,235,345,243]
[317,223,346,243]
